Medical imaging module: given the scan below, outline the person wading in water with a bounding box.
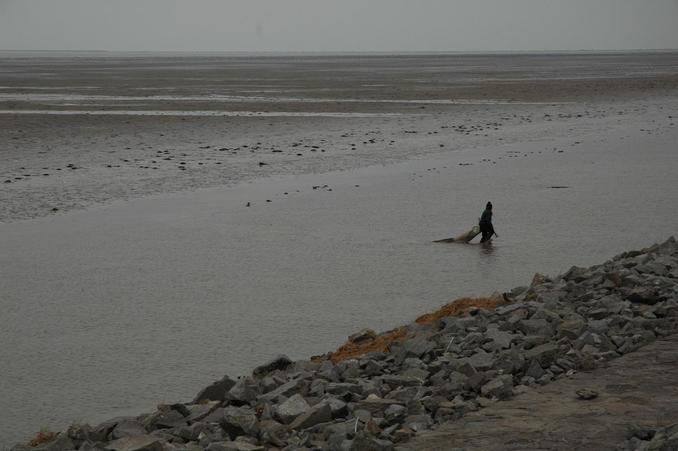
[479,201,496,243]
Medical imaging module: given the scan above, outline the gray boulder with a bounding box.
[104,436,164,451]
[144,409,186,430]
[517,319,554,337]
[480,375,514,400]
[193,374,237,403]
[357,396,405,415]
[350,432,394,450]
[206,442,265,451]
[484,327,517,350]
[275,393,310,424]
[111,419,147,439]
[258,376,306,402]
[221,406,259,438]
[173,422,208,441]
[524,343,560,367]
[462,349,495,370]
[252,355,293,377]
[326,382,364,395]
[627,287,662,305]
[401,337,436,358]
[227,378,259,404]
[380,375,424,389]
[289,401,332,430]
[525,359,545,379]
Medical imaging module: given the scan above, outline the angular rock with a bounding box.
[524,343,560,367]
[462,349,495,371]
[252,355,293,377]
[275,393,310,424]
[186,401,220,423]
[402,414,433,432]
[193,374,236,403]
[104,436,163,451]
[399,367,430,382]
[446,371,471,391]
[326,382,364,395]
[289,401,332,430]
[524,359,545,379]
[575,331,614,352]
[384,404,407,423]
[392,427,416,443]
[388,386,420,404]
[323,396,349,418]
[258,376,306,402]
[350,432,394,451]
[111,419,147,439]
[90,417,131,442]
[485,327,517,350]
[575,388,599,400]
[480,374,514,400]
[557,316,586,339]
[627,287,662,305]
[357,396,405,414]
[221,406,259,438]
[401,337,436,358]
[145,409,186,430]
[563,266,589,283]
[257,419,287,447]
[644,423,678,450]
[173,422,208,441]
[362,359,385,377]
[381,375,424,388]
[227,378,259,404]
[206,442,265,451]
[517,319,554,337]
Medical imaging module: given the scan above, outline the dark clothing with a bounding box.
[480,222,495,242]
[479,208,494,242]
[480,209,492,225]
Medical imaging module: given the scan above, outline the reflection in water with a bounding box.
[480,240,496,256]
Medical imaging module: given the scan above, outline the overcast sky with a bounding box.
[1,0,677,52]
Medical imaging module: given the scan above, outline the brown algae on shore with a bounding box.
[327,327,409,364]
[415,296,506,325]
[327,296,505,363]
[28,429,58,447]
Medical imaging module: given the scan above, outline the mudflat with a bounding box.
[2,52,678,222]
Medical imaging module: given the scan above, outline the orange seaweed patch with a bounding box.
[329,327,408,364]
[326,297,506,364]
[415,297,504,324]
[29,430,58,447]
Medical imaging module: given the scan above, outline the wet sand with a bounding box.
[1,52,678,446]
[2,52,678,222]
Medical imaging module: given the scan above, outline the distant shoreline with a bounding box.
[2,49,678,58]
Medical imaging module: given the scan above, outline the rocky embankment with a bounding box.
[14,237,678,451]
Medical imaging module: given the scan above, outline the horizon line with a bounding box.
[1,48,678,56]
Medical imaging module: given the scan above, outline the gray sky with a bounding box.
[1,0,677,52]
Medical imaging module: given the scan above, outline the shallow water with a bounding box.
[0,93,566,105]
[1,122,677,445]
[0,109,406,118]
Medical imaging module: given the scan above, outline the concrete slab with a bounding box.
[399,335,678,451]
